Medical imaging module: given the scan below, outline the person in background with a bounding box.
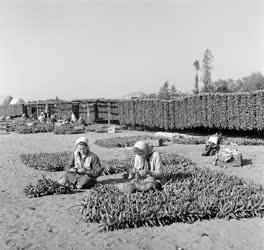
[21,113,26,121]
[50,114,57,123]
[71,112,77,123]
[58,136,104,189]
[38,112,46,123]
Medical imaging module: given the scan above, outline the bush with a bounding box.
[79,163,264,231]
[24,175,73,198]
[20,151,72,171]
[95,135,161,148]
[53,124,85,134]
[15,122,55,134]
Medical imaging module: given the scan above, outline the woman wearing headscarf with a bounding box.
[58,136,104,189]
[128,141,164,191]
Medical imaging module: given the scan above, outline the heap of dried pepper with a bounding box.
[24,175,73,198]
[79,164,264,231]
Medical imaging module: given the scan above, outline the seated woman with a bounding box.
[128,141,164,191]
[58,136,104,189]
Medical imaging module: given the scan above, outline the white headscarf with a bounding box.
[133,141,153,158]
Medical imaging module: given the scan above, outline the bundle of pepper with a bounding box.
[24,175,73,198]
[79,165,264,231]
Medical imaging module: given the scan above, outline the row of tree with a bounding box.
[146,48,264,100]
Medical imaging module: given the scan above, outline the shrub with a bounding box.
[95,135,161,148]
[24,175,72,198]
[20,151,72,171]
[79,164,264,231]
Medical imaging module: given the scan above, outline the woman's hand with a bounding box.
[77,168,86,174]
[138,169,149,178]
[69,168,77,173]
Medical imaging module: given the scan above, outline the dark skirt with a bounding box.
[63,172,96,189]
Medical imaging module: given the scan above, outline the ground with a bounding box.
[0,130,263,250]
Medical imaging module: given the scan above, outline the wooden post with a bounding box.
[86,103,90,124]
[36,102,39,118]
[108,102,111,128]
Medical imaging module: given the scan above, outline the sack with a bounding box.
[134,177,162,192]
[215,149,242,168]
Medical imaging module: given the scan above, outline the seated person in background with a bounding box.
[71,112,77,123]
[58,136,104,189]
[127,141,164,191]
[38,112,46,123]
[50,114,57,123]
[21,113,26,121]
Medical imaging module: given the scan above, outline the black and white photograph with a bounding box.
[0,0,263,249]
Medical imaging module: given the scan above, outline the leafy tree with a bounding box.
[169,84,184,99]
[193,60,200,94]
[211,72,264,93]
[236,72,264,92]
[211,79,236,93]
[146,93,158,99]
[158,81,170,99]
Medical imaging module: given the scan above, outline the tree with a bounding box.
[146,93,158,99]
[193,60,200,94]
[201,49,214,92]
[169,84,183,99]
[236,72,264,92]
[158,81,170,99]
[211,79,236,93]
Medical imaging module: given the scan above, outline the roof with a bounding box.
[10,98,25,105]
[121,91,147,99]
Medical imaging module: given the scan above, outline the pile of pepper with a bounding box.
[79,164,264,231]
[24,175,73,198]
[95,135,158,148]
[20,151,72,171]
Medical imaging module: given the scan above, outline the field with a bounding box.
[0,130,264,250]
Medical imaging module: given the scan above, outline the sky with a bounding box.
[0,0,263,101]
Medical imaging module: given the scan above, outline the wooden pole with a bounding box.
[37,102,39,118]
[87,103,90,124]
[108,102,111,128]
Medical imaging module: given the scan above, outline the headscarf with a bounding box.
[133,141,153,158]
[75,136,89,147]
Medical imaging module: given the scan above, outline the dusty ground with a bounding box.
[0,130,263,250]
